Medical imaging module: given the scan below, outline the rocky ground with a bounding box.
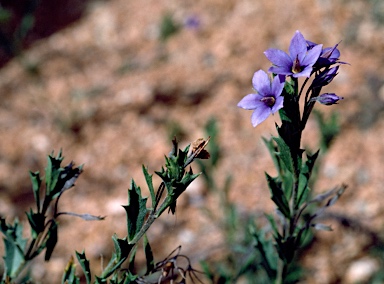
[0,0,384,283]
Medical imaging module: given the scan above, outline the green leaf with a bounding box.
[313,110,340,151]
[249,223,277,279]
[0,218,27,279]
[281,171,294,200]
[143,234,154,274]
[296,150,319,208]
[278,109,292,123]
[25,210,45,238]
[264,214,282,241]
[204,117,220,166]
[159,13,180,41]
[262,137,282,173]
[284,77,295,95]
[124,180,148,242]
[75,251,91,284]
[265,173,291,219]
[100,236,133,279]
[45,220,58,261]
[61,256,80,284]
[45,151,64,196]
[296,173,309,208]
[29,171,41,212]
[273,137,294,174]
[95,276,108,284]
[142,166,156,209]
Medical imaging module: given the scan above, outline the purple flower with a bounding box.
[312,66,339,88]
[307,41,343,68]
[310,93,344,105]
[264,31,323,78]
[238,70,285,127]
[184,15,200,29]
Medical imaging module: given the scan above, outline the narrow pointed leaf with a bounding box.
[273,137,294,173]
[142,166,156,208]
[29,171,41,212]
[76,251,92,284]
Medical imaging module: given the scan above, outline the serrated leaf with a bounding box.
[75,251,91,284]
[124,180,148,242]
[273,137,294,174]
[142,166,156,209]
[265,173,291,219]
[62,256,80,284]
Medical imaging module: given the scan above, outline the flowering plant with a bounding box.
[0,30,349,284]
[237,30,346,282]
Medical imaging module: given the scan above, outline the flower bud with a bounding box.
[312,66,339,88]
[310,93,344,105]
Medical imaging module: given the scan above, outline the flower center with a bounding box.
[292,55,302,73]
[261,96,276,107]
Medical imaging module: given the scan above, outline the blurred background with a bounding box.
[0,0,383,283]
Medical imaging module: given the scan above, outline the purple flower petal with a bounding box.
[272,95,284,113]
[301,44,323,67]
[311,93,344,105]
[252,70,271,95]
[293,66,312,78]
[268,65,292,76]
[264,49,292,69]
[271,74,286,97]
[251,105,271,127]
[237,93,262,109]
[238,69,285,127]
[289,31,307,61]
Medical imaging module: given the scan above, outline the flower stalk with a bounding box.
[238,30,347,283]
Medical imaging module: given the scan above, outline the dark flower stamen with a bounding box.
[292,55,302,73]
[261,96,276,107]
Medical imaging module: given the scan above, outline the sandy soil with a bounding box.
[0,0,384,283]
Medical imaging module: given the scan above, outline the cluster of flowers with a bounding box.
[238,30,345,127]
